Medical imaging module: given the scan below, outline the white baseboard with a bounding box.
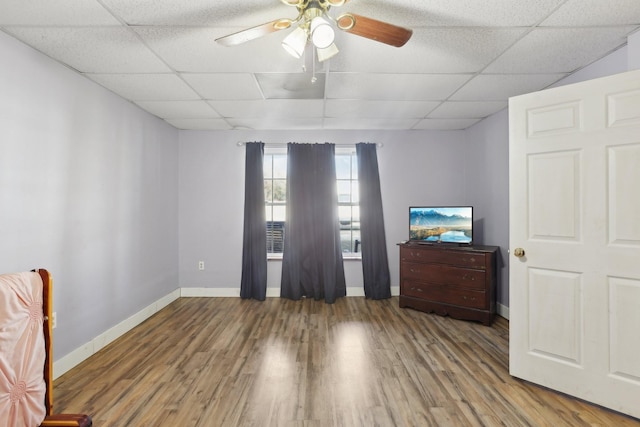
[53,289,181,379]
[497,303,510,320]
[180,287,240,297]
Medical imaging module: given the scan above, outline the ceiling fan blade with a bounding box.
[215,19,293,47]
[337,13,412,47]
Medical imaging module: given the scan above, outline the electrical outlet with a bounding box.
[52,312,57,329]
[198,261,205,271]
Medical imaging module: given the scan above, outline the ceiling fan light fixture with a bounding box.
[282,26,308,58]
[316,42,339,62]
[310,16,335,49]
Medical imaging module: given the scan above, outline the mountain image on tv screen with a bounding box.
[409,207,472,243]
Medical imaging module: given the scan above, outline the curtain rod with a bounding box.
[236,142,383,148]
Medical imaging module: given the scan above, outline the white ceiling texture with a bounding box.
[1,0,639,131]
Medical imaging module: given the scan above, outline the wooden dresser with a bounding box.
[399,243,499,325]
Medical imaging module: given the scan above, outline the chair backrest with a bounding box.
[0,270,49,425]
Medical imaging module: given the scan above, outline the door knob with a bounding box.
[514,248,525,258]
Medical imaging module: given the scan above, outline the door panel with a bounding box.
[526,101,582,137]
[528,151,581,241]
[608,144,640,245]
[607,89,640,127]
[609,277,640,380]
[509,69,640,419]
[528,268,582,365]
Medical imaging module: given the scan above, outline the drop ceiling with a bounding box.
[1,0,638,131]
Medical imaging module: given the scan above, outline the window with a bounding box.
[264,153,287,253]
[335,152,360,255]
[264,149,360,257]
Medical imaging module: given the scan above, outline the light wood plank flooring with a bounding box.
[53,297,639,426]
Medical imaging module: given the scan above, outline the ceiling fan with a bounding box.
[215,0,413,62]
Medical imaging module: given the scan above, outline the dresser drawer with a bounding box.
[400,246,487,269]
[401,262,486,290]
[401,280,487,309]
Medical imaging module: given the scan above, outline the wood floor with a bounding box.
[53,297,639,426]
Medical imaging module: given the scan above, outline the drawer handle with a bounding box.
[410,287,423,293]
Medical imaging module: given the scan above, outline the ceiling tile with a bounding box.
[329,28,529,73]
[0,0,120,25]
[165,118,232,130]
[135,100,220,119]
[324,118,420,130]
[100,0,293,26]
[228,118,324,130]
[450,73,567,101]
[256,73,325,99]
[182,73,262,100]
[541,0,640,26]
[325,100,439,118]
[428,101,508,119]
[341,0,565,27]
[413,118,481,130]
[5,27,170,73]
[87,74,200,100]
[485,27,638,73]
[326,73,471,101]
[208,100,323,118]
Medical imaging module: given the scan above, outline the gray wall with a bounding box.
[464,110,510,305]
[0,31,180,357]
[178,130,469,294]
[630,30,640,70]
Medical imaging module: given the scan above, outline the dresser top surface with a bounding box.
[399,242,499,254]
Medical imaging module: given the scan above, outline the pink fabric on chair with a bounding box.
[0,272,47,427]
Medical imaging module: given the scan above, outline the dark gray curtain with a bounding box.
[240,142,267,300]
[356,143,391,299]
[281,143,346,303]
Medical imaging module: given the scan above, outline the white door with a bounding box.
[509,69,640,418]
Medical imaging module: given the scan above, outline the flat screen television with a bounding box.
[409,206,473,245]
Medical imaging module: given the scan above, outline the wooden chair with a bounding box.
[0,269,92,427]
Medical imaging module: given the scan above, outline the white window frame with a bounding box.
[264,146,361,260]
[264,148,287,257]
